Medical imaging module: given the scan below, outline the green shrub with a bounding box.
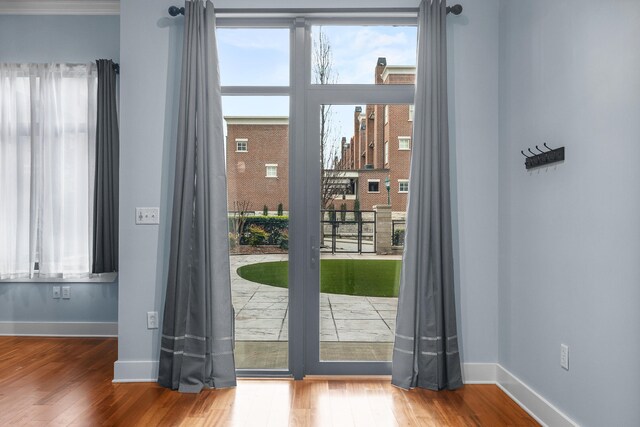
[393,229,405,246]
[339,203,347,222]
[275,229,289,250]
[262,205,269,216]
[247,225,270,247]
[277,203,284,216]
[327,203,336,221]
[228,233,238,249]
[239,216,289,246]
[354,199,361,221]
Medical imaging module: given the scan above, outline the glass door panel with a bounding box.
[223,96,290,370]
[318,103,411,363]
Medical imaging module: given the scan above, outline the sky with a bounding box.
[218,25,417,149]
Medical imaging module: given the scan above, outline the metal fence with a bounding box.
[392,220,406,246]
[321,210,376,254]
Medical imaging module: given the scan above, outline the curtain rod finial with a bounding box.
[168,6,185,16]
[446,4,463,15]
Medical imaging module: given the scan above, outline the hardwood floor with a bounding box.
[0,337,538,426]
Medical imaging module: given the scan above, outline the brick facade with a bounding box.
[339,59,415,212]
[225,117,289,212]
[225,58,415,213]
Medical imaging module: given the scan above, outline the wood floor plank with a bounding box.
[0,337,539,426]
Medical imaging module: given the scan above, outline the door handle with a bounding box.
[310,236,317,268]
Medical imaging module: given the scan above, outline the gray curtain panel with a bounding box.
[92,59,119,273]
[391,0,463,391]
[158,0,236,392]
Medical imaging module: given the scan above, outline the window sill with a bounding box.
[0,272,117,283]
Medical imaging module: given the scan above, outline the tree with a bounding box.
[231,200,251,243]
[314,27,349,210]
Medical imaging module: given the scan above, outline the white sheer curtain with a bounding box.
[0,63,97,279]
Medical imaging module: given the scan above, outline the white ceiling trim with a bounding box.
[0,0,119,15]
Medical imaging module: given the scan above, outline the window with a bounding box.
[311,26,417,84]
[0,63,97,279]
[236,138,248,152]
[399,179,409,193]
[218,28,289,86]
[399,136,411,150]
[368,179,380,193]
[408,104,414,121]
[266,164,278,178]
[384,141,389,165]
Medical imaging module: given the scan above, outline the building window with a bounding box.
[236,138,248,152]
[399,179,409,193]
[398,136,411,150]
[384,105,389,124]
[408,104,414,121]
[384,141,389,165]
[266,164,278,178]
[0,63,97,279]
[368,179,380,193]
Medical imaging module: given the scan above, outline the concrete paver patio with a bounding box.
[231,253,400,343]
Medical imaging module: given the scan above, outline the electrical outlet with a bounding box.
[135,207,160,225]
[62,286,71,299]
[147,311,159,329]
[52,286,61,299]
[560,344,569,370]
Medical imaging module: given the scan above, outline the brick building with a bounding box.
[225,57,415,213]
[225,116,289,212]
[337,58,414,213]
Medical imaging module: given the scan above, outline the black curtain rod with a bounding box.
[168,4,463,17]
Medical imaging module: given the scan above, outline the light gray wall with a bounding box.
[0,283,117,323]
[498,1,640,425]
[116,0,500,377]
[0,15,119,62]
[0,15,120,324]
[448,0,500,364]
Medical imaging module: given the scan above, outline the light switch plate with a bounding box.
[62,286,71,299]
[136,207,160,225]
[52,286,61,299]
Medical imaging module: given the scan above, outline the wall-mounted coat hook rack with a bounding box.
[521,143,565,170]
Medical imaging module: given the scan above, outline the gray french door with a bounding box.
[300,85,413,375]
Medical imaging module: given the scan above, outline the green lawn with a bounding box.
[236,259,402,297]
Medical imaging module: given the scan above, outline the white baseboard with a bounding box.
[0,321,117,337]
[496,365,578,427]
[113,360,159,383]
[462,362,497,384]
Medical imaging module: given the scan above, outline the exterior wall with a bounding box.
[226,121,289,211]
[358,170,391,211]
[336,64,416,213]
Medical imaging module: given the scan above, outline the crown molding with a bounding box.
[0,0,119,15]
